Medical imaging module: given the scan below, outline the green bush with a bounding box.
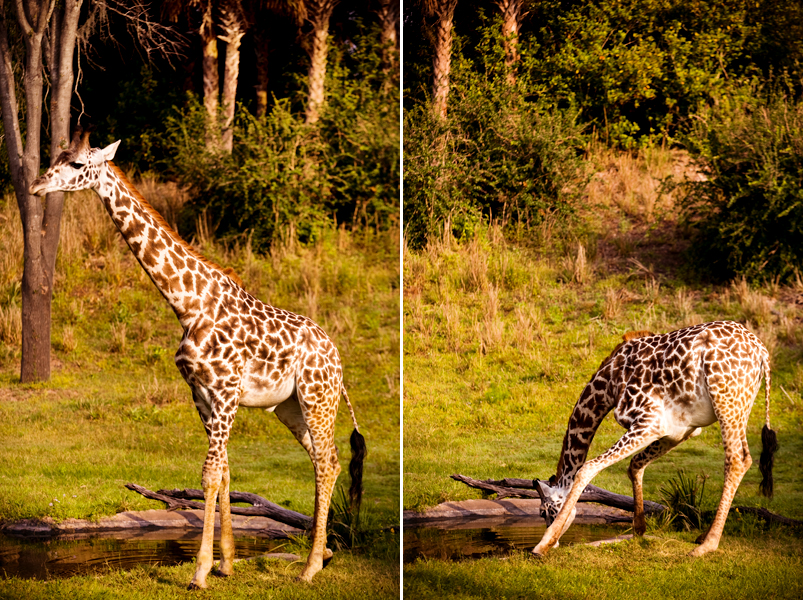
[403,38,586,248]
[162,29,399,251]
[681,85,803,282]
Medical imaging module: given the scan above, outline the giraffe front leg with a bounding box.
[189,456,223,590]
[214,461,235,577]
[533,424,660,558]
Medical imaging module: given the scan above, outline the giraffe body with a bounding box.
[532,321,776,558]
[29,130,366,588]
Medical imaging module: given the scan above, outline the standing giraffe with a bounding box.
[532,321,777,558]
[29,128,367,588]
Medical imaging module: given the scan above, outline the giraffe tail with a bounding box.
[759,351,778,498]
[342,385,366,513]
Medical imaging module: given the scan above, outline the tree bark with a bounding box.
[305,0,337,125]
[254,27,269,118]
[427,0,457,120]
[199,0,219,149]
[219,1,245,153]
[495,0,522,85]
[0,0,58,383]
[376,0,399,75]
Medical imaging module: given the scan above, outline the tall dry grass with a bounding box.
[584,142,703,222]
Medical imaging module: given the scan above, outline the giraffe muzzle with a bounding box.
[29,177,51,196]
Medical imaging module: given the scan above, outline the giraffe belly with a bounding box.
[665,396,717,430]
[239,375,296,410]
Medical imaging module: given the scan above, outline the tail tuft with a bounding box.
[348,428,367,513]
[759,424,778,498]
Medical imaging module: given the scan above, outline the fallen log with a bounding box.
[450,474,667,514]
[449,475,803,529]
[125,483,312,530]
[732,506,803,527]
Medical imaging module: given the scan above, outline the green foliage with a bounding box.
[403,39,586,247]
[681,85,803,282]
[523,0,759,147]
[163,30,399,251]
[659,469,710,531]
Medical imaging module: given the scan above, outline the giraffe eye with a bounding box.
[69,162,84,169]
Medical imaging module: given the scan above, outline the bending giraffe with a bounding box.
[29,129,367,588]
[532,321,777,558]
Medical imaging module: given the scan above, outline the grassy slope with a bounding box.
[0,188,400,596]
[403,148,803,598]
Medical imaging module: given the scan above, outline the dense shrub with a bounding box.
[162,30,399,251]
[405,1,803,149]
[403,43,586,248]
[681,85,803,282]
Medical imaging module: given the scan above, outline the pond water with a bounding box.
[0,531,288,580]
[404,519,628,562]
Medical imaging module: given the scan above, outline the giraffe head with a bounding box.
[534,477,571,527]
[29,128,120,196]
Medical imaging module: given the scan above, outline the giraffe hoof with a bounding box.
[187,581,207,591]
[530,549,546,560]
[322,549,333,568]
[689,543,716,558]
[212,568,231,578]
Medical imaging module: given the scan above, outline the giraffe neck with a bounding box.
[95,162,231,328]
[553,354,622,491]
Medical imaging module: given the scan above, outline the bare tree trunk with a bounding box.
[376,0,399,75]
[43,0,82,283]
[219,1,245,153]
[254,27,269,118]
[305,0,337,125]
[0,0,58,383]
[200,1,219,149]
[496,0,523,85]
[429,0,457,120]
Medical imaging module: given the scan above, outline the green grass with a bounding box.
[0,548,400,599]
[0,191,400,594]
[405,533,803,599]
[403,216,803,597]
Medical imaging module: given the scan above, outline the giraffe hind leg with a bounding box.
[628,431,696,535]
[275,393,340,579]
[691,421,751,556]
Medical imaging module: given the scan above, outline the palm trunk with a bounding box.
[376,0,398,75]
[255,28,269,118]
[220,3,245,153]
[496,0,522,85]
[305,25,328,124]
[305,1,337,125]
[200,2,219,150]
[430,0,457,120]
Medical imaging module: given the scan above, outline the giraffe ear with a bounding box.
[534,479,550,502]
[100,140,121,162]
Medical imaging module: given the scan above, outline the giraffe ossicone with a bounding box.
[30,127,367,588]
[531,320,777,558]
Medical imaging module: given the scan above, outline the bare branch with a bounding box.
[101,0,188,66]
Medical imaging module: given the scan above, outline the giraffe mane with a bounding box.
[623,330,654,341]
[108,162,243,287]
